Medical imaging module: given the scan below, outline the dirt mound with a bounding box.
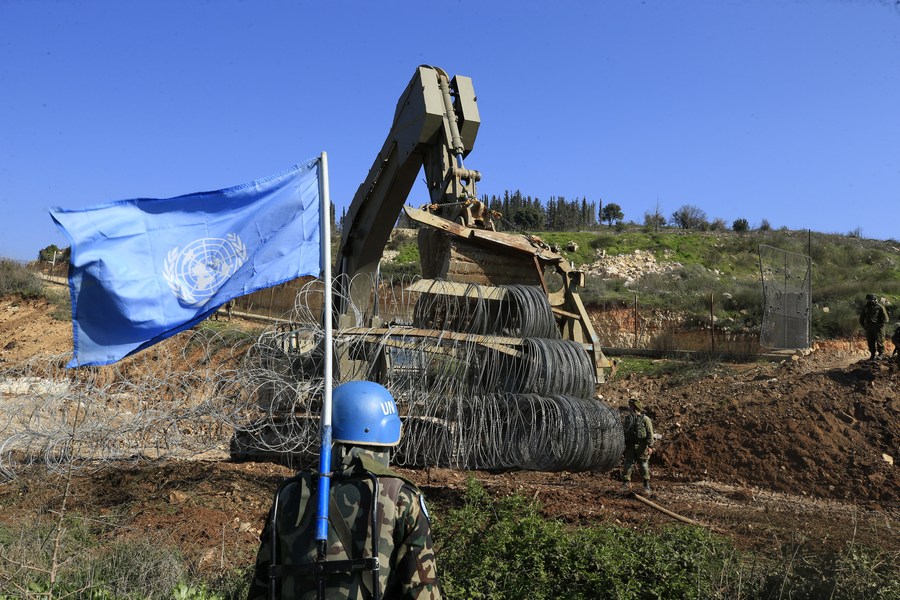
[601,347,898,505]
[655,357,897,504]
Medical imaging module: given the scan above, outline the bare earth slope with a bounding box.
[0,296,896,575]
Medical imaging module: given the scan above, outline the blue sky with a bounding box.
[2,0,899,261]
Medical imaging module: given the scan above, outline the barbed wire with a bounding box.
[0,275,624,479]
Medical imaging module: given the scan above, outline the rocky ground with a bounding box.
[0,294,897,579]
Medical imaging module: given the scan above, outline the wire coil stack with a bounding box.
[238,275,624,472]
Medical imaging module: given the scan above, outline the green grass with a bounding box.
[0,517,250,600]
[1,479,896,599]
[0,259,43,298]
[433,478,899,600]
[189,321,262,357]
[610,355,734,385]
[45,286,73,321]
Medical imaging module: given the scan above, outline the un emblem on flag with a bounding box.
[163,233,248,306]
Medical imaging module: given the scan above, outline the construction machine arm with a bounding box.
[334,66,482,324]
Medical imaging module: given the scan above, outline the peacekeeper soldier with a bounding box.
[247,381,442,600]
[620,397,654,494]
[858,293,889,360]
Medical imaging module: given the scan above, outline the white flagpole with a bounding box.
[320,153,333,434]
[315,151,334,557]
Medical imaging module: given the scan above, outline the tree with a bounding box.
[600,203,624,227]
[644,200,665,233]
[671,205,707,230]
[732,218,750,232]
[512,205,544,230]
[643,211,665,232]
[759,218,772,232]
[38,244,63,263]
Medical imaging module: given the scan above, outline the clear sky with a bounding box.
[2,0,899,261]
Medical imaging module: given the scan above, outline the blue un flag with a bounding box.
[50,157,322,367]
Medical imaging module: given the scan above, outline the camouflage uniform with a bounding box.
[247,445,442,600]
[622,403,654,487]
[859,296,888,359]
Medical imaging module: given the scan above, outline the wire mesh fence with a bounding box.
[758,244,811,350]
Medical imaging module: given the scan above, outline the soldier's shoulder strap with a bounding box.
[356,453,422,492]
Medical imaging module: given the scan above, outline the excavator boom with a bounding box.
[233,66,621,472]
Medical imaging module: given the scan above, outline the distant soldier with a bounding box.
[892,323,900,364]
[858,293,889,360]
[621,397,654,494]
[247,381,442,600]
[226,299,235,321]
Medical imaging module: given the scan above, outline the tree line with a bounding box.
[482,190,624,232]
[482,191,767,235]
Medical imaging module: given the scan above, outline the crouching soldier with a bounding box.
[247,381,442,599]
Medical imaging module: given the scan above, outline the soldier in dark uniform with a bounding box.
[620,397,654,494]
[891,323,900,365]
[859,293,889,360]
[247,381,442,599]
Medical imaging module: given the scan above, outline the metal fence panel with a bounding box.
[758,244,811,349]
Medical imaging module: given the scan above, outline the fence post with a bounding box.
[633,293,638,349]
[709,292,715,354]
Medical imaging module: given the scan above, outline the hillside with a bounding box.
[384,225,900,341]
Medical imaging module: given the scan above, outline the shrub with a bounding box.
[0,521,186,599]
[45,286,73,321]
[812,302,861,338]
[671,205,708,230]
[761,542,900,600]
[380,260,422,278]
[435,478,744,599]
[589,234,617,251]
[732,218,750,232]
[433,479,900,599]
[0,259,43,297]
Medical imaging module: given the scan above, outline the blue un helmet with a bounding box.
[332,381,401,446]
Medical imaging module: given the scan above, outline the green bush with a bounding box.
[45,286,73,321]
[812,301,863,339]
[732,218,750,232]
[433,479,899,599]
[0,521,185,599]
[434,478,742,599]
[0,259,43,297]
[380,260,422,278]
[761,542,900,600]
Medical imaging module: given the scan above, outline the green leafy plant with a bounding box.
[434,478,745,599]
[0,259,43,297]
